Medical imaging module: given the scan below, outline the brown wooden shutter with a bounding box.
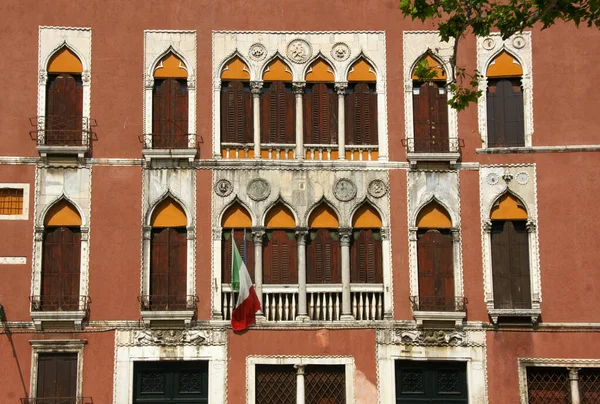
[417,229,454,309]
[151,228,170,303]
[45,74,83,145]
[303,83,338,145]
[263,230,297,284]
[151,227,187,309]
[221,229,255,283]
[350,229,382,283]
[307,229,341,284]
[487,79,525,147]
[221,81,253,144]
[261,82,295,145]
[36,353,77,399]
[491,221,531,309]
[412,82,448,153]
[345,83,377,146]
[153,78,189,148]
[168,228,187,306]
[42,227,81,310]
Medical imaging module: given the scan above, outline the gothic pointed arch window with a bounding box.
[45,47,84,146]
[346,58,378,153]
[411,55,449,153]
[152,53,189,148]
[486,51,525,147]
[261,58,295,148]
[414,201,455,311]
[221,202,254,284]
[350,203,383,284]
[263,203,297,284]
[220,56,253,154]
[40,199,82,311]
[304,58,338,147]
[148,198,188,310]
[307,204,341,284]
[490,193,531,309]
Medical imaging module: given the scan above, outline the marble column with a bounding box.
[569,368,580,404]
[339,228,354,320]
[293,82,305,160]
[250,81,263,159]
[335,82,347,160]
[295,364,306,404]
[296,228,309,321]
[252,227,265,318]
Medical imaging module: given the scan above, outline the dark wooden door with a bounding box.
[151,227,187,309]
[263,230,298,284]
[221,229,255,283]
[417,230,454,311]
[45,74,83,145]
[42,227,81,310]
[307,229,341,284]
[134,361,208,404]
[345,82,378,145]
[221,81,253,143]
[261,82,295,144]
[395,360,468,403]
[412,82,449,153]
[350,229,383,283]
[153,78,188,148]
[491,220,531,309]
[36,353,77,401]
[303,83,338,145]
[487,78,525,147]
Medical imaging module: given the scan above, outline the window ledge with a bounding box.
[407,152,460,167]
[141,310,195,327]
[142,148,197,161]
[30,310,86,331]
[412,310,466,328]
[488,308,541,325]
[37,145,88,165]
[476,145,600,154]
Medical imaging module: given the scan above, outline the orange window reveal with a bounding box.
[416,201,452,228]
[309,204,339,228]
[0,188,23,215]
[490,193,528,220]
[47,47,83,74]
[151,198,187,227]
[222,203,252,228]
[265,203,295,228]
[45,199,82,226]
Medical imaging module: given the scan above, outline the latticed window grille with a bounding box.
[305,365,346,404]
[527,367,570,404]
[256,364,297,404]
[0,188,23,215]
[580,368,600,404]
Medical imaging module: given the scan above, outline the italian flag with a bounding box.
[231,239,261,331]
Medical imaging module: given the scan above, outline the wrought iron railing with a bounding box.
[138,295,197,311]
[30,116,96,147]
[402,137,464,154]
[21,397,93,404]
[141,133,195,149]
[410,296,468,312]
[30,295,90,312]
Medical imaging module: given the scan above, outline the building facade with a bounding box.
[0,2,599,403]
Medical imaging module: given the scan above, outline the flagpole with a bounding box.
[243,228,247,265]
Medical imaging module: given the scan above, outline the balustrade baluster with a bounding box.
[284,294,290,321]
[309,293,314,320]
[292,294,297,319]
[358,292,364,320]
[352,293,357,319]
[335,293,341,321]
[316,293,321,320]
[377,293,383,320]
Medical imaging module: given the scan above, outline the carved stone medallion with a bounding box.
[516,171,529,185]
[214,179,233,197]
[333,178,357,202]
[287,39,312,63]
[512,35,526,49]
[331,42,350,62]
[482,37,495,50]
[486,173,499,186]
[248,43,267,61]
[247,178,271,201]
[367,179,388,198]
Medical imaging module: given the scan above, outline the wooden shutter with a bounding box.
[345,83,377,146]
[307,229,341,284]
[417,230,454,309]
[261,82,295,144]
[303,83,338,145]
[491,221,531,309]
[221,81,253,144]
[168,228,187,306]
[37,353,77,399]
[153,78,189,148]
[263,230,297,284]
[45,74,83,145]
[350,229,382,283]
[42,227,81,310]
[151,227,187,308]
[487,79,525,147]
[412,82,449,152]
[221,229,255,283]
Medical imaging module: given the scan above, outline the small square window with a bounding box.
[0,184,29,220]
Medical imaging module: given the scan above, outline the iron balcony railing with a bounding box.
[21,397,93,404]
[30,295,90,312]
[140,133,195,149]
[410,296,468,312]
[402,137,464,154]
[30,116,97,147]
[138,295,197,311]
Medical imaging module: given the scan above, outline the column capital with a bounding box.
[252,226,266,244]
[295,227,309,244]
[212,227,222,240]
[334,82,348,95]
[408,226,418,241]
[186,226,196,240]
[339,228,352,246]
[250,81,263,94]
[380,227,390,241]
[292,82,306,94]
[143,226,152,240]
[294,364,306,375]
[451,227,460,241]
[482,220,493,233]
[568,367,580,380]
[526,219,537,233]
